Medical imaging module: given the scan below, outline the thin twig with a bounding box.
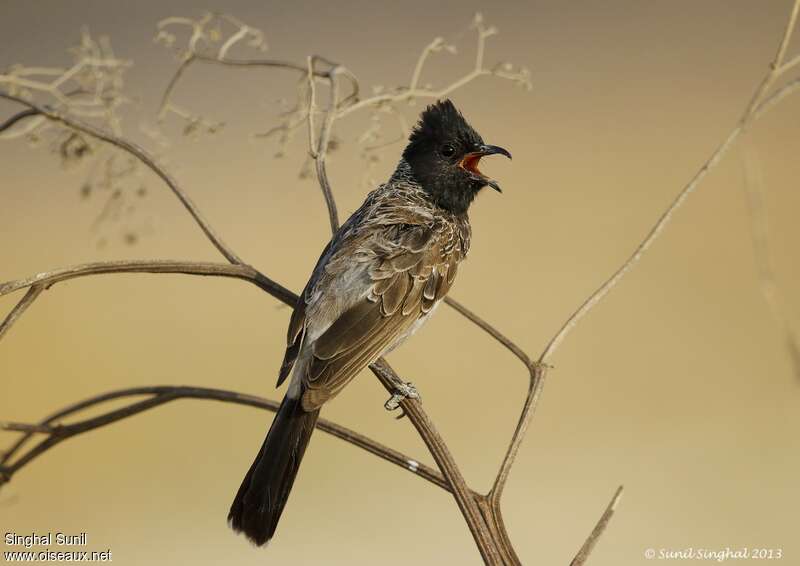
[0,286,44,340]
[194,53,323,75]
[0,108,39,134]
[444,297,531,367]
[157,54,196,122]
[742,0,800,119]
[0,260,294,305]
[306,57,345,234]
[306,56,318,157]
[0,261,295,345]
[0,422,55,434]
[0,88,91,139]
[474,494,522,565]
[570,486,624,566]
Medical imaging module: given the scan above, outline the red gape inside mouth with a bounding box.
[459,153,484,178]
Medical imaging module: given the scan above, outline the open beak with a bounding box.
[459,144,512,192]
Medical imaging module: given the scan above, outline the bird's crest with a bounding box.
[404,99,481,156]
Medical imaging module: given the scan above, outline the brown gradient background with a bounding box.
[2,1,799,564]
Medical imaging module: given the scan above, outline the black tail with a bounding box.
[228,393,320,546]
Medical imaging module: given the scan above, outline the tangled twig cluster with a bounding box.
[0,30,152,247]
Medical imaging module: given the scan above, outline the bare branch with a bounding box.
[0,386,447,492]
[1,422,54,434]
[196,52,329,78]
[475,496,522,565]
[489,363,547,511]
[0,108,39,134]
[0,260,296,345]
[157,54,195,123]
[369,359,504,563]
[0,260,294,305]
[305,56,318,156]
[570,486,624,566]
[0,286,44,340]
[743,0,800,119]
[307,60,345,234]
[444,297,531,367]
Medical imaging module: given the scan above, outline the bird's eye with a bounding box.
[440,144,456,158]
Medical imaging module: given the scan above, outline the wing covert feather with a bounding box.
[300,220,467,411]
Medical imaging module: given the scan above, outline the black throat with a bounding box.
[422,176,481,215]
[393,159,481,216]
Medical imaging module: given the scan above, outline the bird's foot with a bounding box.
[384,381,420,412]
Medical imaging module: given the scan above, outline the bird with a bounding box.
[228,98,511,546]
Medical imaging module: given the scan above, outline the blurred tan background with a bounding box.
[2,1,799,564]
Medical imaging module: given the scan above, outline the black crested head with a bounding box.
[402,99,511,215]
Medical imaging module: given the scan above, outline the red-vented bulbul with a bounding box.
[228,99,511,546]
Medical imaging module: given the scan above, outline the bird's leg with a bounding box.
[384,380,420,412]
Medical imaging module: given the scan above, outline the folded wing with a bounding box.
[299,222,464,411]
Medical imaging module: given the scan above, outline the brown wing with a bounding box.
[275,238,339,388]
[299,223,463,411]
[275,294,306,387]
